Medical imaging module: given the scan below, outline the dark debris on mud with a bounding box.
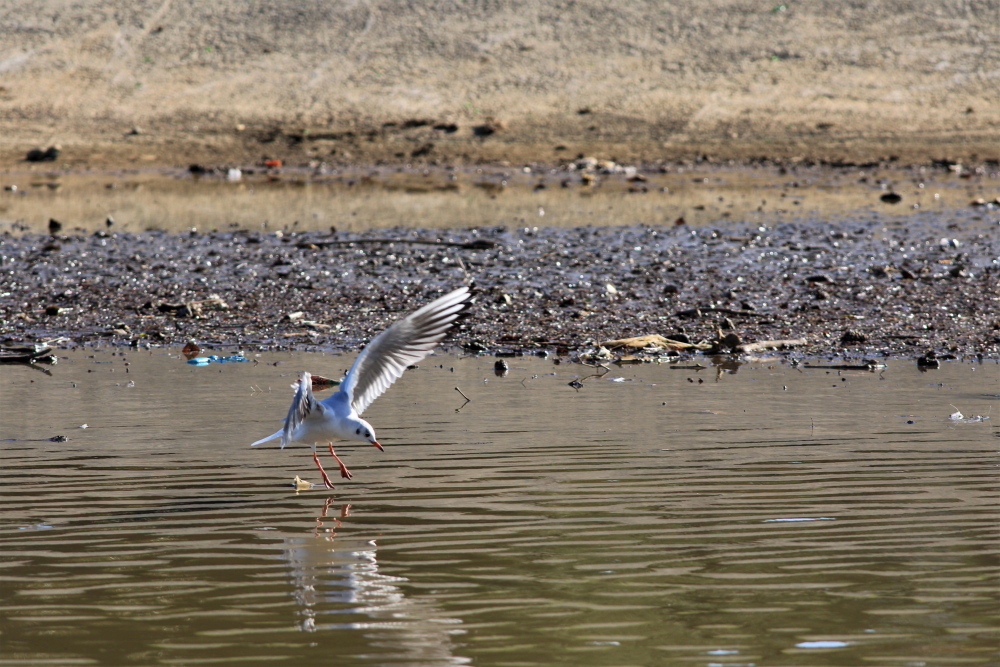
[1,213,998,362]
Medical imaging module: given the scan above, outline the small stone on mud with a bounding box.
[869,265,891,278]
[840,330,868,345]
[26,146,60,162]
[720,332,741,349]
[917,350,940,368]
[880,192,902,204]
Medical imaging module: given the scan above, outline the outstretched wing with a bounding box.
[337,286,471,415]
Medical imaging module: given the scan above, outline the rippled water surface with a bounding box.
[2,350,998,666]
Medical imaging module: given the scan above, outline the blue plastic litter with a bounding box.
[187,354,249,365]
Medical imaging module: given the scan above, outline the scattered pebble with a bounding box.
[0,215,996,360]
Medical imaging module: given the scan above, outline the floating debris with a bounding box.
[0,344,57,365]
[949,405,990,423]
[802,360,884,371]
[796,640,849,649]
[186,354,249,365]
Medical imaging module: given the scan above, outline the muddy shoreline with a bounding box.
[2,208,998,362]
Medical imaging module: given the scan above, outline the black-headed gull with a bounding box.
[252,286,472,488]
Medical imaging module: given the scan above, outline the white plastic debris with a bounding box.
[949,404,991,423]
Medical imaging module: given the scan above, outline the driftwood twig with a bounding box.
[736,338,809,353]
[298,238,496,250]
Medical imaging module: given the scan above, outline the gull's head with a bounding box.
[352,418,383,451]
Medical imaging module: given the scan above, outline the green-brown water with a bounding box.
[1,350,997,665]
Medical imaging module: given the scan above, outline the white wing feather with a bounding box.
[279,370,321,448]
[336,286,471,415]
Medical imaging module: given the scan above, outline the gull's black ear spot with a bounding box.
[355,427,361,435]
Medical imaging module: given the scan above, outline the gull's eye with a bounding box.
[364,431,370,438]
[355,428,361,435]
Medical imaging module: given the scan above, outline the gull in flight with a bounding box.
[251,286,472,488]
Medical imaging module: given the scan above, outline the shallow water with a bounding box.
[1,350,998,666]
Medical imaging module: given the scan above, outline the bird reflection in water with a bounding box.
[280,500,469,664]
[314,497,349,537]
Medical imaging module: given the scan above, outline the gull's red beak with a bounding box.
[372,440,384,451]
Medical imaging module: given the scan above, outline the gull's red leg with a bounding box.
[327,443,353,479]
[311,446,336,489]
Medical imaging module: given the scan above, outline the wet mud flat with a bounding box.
[4,160,996,236]
[1,209,998,362]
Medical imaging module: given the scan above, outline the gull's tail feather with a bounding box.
[251,372,316,450]
[250,429,282,447]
